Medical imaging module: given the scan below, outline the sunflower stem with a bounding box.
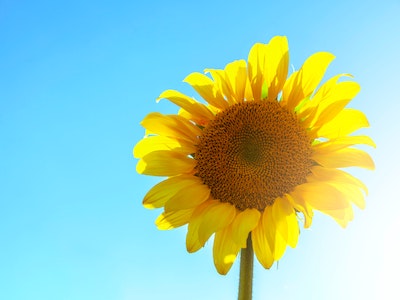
[238,234,254,300]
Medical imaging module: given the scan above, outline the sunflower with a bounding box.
[134,36,375,275]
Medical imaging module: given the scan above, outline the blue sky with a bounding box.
[1,1,399,299]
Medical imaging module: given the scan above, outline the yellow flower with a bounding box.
[134,36,375,275]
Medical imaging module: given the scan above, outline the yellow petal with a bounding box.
[197,201,236,245]
[285,206,300,248]
[272,197,299,250]
[247,37,289,101]
[157,90,214,122]
[231,208,261,248]
[280,69,297,102]
[213,225,241,275]
[325,206,354,228]
[307,166,367,209]
[272,198,288,241]
[313,74,351,100]
[263,36,289,101]
[136,150,196,176]
[294,182,351,211]
[312,135,376,153]
[244,73,254,101]
[312,147,375,170]
[177,107,211,127]
[328,182,366,209]
[282,52,335,111]
[133,135,196,158]
[311,81,361,128]
[224,59,248,102]
[141,112,202,144]
[298,74,349,116]
[186,200,217,253]
[155,208,195,230]
[310,166,368,196]
[252,207,275,269]
[164,180,210,212]
[183,72,229,109]
[300,77,360,129]
[317,204,354,228]
[315,108,369,139]
[205,68,236,105]
[247,43,267,101]
[261,206,276,255]
[271,199,287,260]
[143,175,200,209]
[286,193,313,229]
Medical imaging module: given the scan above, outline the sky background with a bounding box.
[1,0,399,299]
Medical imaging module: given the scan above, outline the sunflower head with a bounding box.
[134,36,375,275]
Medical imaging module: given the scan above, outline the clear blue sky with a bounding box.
[1,1,399,299]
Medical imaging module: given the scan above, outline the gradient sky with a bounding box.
[1,1,399,299]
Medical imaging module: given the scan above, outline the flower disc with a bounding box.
[195,100,313,211]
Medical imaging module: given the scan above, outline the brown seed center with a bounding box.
[195,100,313,211]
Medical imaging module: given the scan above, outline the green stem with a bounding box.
[238,234,254,300]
